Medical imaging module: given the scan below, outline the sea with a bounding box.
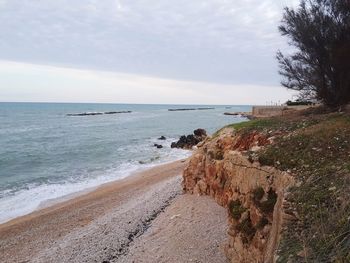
[0,102,251,223]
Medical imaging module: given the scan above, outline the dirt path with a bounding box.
[119,194,229,263]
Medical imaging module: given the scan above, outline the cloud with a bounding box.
[0,0,299,86]
[0,60,295,104]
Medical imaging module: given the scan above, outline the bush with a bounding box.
[236,216,256,244]
[256,217,269,230]
[258,189,277,214]
[228,200,246,220]
[253,187,265,203]
[286,100,313,106]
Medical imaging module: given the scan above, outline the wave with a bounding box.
[0,145,190,224]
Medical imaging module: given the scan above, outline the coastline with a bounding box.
[0,159,229,263]
[35,156,191,212]
[0,152,191,224]
[0,159,187,229]
[0,102,248,226]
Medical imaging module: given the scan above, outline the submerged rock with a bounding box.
[104,111,132,115]
[67,112,103,116]
[154,144,163,149]
[168,108,214,111]
[158,136,167,140]
[67,111,132,116]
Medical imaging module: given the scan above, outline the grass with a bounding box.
[228,118,283,131]
[213,119,280,137]
[211,112,350,261]
[213,113,323,139]
[253,113,350,262]
[345,163,350,173]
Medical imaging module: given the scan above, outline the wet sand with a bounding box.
[0,160,228,263]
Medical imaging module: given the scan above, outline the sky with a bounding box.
[0,0,300,105]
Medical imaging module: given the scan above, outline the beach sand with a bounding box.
[0,160,229,263]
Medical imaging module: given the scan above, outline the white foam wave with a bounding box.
[0,147,190,224]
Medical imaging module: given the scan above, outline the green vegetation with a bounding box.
[228,200,246,220]
[214,112,350,260]
[345,163,350,173]
[254,113,350,262]
[252,187,265,203]
[277,0,350,108]
[256,217,269,230]
[286,100,313,106]
[227,118,283,132]
[258,189,277,214]
[235,215,256,244]
[252,187,277,214]
[208,150,224,160]
[214,115,322,138]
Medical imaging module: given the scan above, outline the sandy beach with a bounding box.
[0,160,229,263]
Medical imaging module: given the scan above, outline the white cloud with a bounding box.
[0,0,299,86]
[0,60,294,104]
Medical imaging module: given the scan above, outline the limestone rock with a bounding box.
[182,127,295,263]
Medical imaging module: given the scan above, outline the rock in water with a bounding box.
[158,136,166,140]
[193,128,207,138]
[154,144,163,149]
[171,129,207,149]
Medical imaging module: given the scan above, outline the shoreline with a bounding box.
[0,158,229,263]
[35,158,189,212]
[0,160,185,262]
[0,159,187,229]
[0,154,190,225]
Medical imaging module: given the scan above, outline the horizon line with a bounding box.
[0,101,255,106]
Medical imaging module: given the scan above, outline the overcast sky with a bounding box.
[0,0,299,104]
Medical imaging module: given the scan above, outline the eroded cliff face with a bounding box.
[182,128,295,263]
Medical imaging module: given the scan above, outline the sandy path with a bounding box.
[0,160,229,263]
[120,194,229,263]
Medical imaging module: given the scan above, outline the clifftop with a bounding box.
[182,109,350,262]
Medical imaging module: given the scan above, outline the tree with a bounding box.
[277,0,350,108]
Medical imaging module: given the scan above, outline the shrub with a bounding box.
[236,216,256,244]
[256,217,269,230]
[258,189,278,214]
[228,200,246,220]
[253,187,265,203]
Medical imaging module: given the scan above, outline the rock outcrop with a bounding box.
[171,129,207,149]
[182,128,295,263]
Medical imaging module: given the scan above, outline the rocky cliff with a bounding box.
[182,127,295,263]
[183,112,350,262]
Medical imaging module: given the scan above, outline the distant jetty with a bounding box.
[67,111,132,116]
[168,107,215,111]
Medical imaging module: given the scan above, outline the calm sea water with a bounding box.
[0,102,250,223]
